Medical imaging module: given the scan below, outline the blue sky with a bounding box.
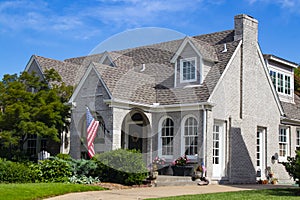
[0,0,299,78]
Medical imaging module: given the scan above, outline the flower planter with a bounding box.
[157,164,172,175]
[172,165,194,176]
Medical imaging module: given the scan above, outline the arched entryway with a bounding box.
[121,110,151,154]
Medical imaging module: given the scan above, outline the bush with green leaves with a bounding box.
[31,157,72,183]
[95,149,148,185]
[0,158,36,183]
[282,150,300,186]
[69,159,99,178]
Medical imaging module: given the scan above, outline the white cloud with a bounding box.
[0,0,207,36]
[245,0,300,13]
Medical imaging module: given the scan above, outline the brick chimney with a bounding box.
[234,14,258,43]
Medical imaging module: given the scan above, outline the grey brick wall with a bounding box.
[69,67,113,158]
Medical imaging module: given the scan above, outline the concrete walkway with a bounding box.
[45,184,296,200]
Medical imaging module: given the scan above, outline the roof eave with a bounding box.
[104,98,214,112]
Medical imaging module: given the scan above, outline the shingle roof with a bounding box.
[32,29,241,105]
[34,55,81,86]
[281,95,300,121]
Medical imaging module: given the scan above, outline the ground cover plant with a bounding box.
[0,183,106,200]
[147,188,300,200]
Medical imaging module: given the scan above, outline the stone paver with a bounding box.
[45,184,296,200]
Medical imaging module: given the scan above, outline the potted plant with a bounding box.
[152,156,168,175]
[171,155,194,176]
[271,178,278,184]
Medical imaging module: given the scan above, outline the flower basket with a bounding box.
[171,155,193,176]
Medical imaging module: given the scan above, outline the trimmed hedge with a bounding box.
[95,149,148,185]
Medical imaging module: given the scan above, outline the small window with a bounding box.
[180,57,197,82]
[27,134,37,156]
[270,70,291,95]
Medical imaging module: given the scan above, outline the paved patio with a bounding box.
[45,184,296,200]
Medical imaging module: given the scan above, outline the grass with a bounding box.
[148,188,300,200]
[0,183,106,200]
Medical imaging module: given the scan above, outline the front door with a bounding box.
[212,123,224,178]
[128,123,143,152]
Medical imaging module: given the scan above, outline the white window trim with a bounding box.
[296,128,300,148]
[158,116,174,159]
[278,126,290,162]
[181,114,199,160]
[180,57,197,83]
[269,69,293,97]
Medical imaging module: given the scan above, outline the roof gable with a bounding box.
[171,37,218,63]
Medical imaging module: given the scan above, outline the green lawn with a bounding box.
[0,183,106,200]
[148,188,300,200]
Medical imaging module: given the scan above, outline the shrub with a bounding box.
[31,157,72,182]
[282,150,300,186]
[69,159,98,178]
[0,158,36,183]
[95,149,148,185]
[56,153,72,161]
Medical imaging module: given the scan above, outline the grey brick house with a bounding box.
[25,14,300,184]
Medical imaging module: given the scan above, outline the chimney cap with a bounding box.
[234,14,258,24]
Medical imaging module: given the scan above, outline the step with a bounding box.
[155,175,200,186]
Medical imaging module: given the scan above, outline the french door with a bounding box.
[212,123,225,178]
[256,128,266,179]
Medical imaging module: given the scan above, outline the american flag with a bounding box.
[86,107,99,158]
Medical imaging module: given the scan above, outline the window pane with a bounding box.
[161,118,174,156]
[184,117,198,156]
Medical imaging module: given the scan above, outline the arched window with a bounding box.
[161,118,174,156]
[184,117,198,156]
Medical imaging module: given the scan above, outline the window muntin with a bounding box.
[279,127,289,159]
[270,70,276,86]
[184,117,198,156]
[161,118,174,156]
[269,70,291,95]
[180,57,197,82]
[277,73,284,93]
[285,75,291,95]
[256,132,260,167]
[213,125,220,164]
[27,134,37,155]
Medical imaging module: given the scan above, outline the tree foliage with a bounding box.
[282,150,300,186]
[0,69,73,160]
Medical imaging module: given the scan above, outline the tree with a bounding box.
[0,69,73,160]
[282,150,300,186]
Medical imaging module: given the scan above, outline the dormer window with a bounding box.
[180,57,197,82]
[269,70,291,95]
